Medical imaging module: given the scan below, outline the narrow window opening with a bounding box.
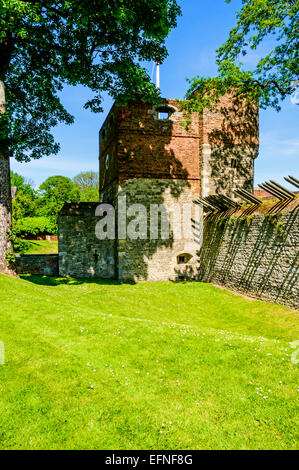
[159,111,170,120]
[231,158,237,169]
[177,253,192,264]
[156,106,173,120]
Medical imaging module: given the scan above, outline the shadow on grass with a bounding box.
[20,275,136,287]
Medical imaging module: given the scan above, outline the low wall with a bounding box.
[58,203,116,279]
[15,254,59,276]
[198,210,299,309]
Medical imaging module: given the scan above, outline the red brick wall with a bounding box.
[99,95,259,197]
[202,94,259,147]
[99,100,201,194]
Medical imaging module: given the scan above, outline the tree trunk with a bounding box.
[0,79,15,275]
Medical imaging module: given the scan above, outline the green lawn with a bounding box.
[22,239,58,254]
[0,274,298,450]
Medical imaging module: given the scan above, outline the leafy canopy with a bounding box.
[73,171,99,202]
[38,175,80,218]
[185,0,299,114]
[10,171,35,197]
[0,0,181,161]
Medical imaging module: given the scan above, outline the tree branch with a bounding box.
[244,78,292,95]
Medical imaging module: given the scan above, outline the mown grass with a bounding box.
[0,274,298,449]
[22,240,58,254]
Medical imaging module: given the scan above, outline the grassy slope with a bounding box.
[22,240,58,254]
[0,274,298,450]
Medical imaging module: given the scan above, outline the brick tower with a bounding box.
[98,96,258,281]
[58,95,258,281]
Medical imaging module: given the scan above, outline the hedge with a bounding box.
[14,217,57,236]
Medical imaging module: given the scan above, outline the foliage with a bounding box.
[12,190,37,222]
[0,275,297,449]
[7,229,31,254]
[4,248,15,267]
[185,0,299,113]
[276,220,284,234]
[10,171,35,197]
[10,173,82,236]
[0,0,181,162]
[10,172,37,232]
[73,171,99,202]
[14,216,57,237]
[38,175,80,222]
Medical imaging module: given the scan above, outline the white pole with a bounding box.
[156,62,160,92]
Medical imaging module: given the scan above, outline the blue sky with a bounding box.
[11,0,299,189]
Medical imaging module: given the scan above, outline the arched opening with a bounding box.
[177,253,193,265]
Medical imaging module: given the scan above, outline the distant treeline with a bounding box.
[11,171,99,252]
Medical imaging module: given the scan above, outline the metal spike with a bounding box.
[284,175,299,190]
[269,180,294,198]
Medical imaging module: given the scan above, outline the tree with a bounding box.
[73,171,99,202]
[185,0,298,115]
[10,171,36,222]
[38,176,80,226]
[11,171,35,197]
[0,0,181,273]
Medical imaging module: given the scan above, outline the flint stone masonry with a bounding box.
[58,203,115,279]
[15,254,58,276]
[198,210,299,309]
[115,178,202,282]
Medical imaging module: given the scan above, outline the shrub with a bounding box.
[14,217,57,237]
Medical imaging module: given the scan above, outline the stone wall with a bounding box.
[198,210,299,309]
[58,203,116,279]
[15,254,58,276]
[115,178,202,282]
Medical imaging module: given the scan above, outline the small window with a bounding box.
[157,106,173,120]
[177,253,193,264]
[105,154,109,169]
[159,111,170,120]
[231,158,237,169]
